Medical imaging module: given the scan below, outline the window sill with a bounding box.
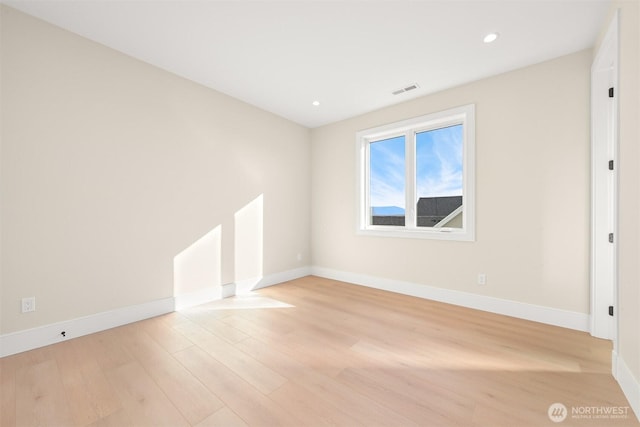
[357,227,475,241]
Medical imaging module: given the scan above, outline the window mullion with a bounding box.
[405,131,416,229]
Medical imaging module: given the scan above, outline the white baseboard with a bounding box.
[177,267,311,308]
[0,267,312,358]
[235,266,312,295]
[613,350,640,422]
[311,266,590,332]
[0,297,174,358]
[222,282,236,298]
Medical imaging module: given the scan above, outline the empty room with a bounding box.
[1,1,639,426]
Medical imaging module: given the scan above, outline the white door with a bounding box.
[590,13,618,341]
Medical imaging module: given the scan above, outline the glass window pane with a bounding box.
[370,135,405,226]
[416,125,463,228]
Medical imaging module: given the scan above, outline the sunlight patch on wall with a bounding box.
[173,225,222,303]
[234,194,264,294]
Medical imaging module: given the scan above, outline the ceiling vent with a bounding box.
[392,83,420,96]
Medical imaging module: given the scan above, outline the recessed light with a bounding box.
[483,32,499,43]
[312,100,320,106]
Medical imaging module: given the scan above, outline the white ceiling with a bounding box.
[3,0,610,128]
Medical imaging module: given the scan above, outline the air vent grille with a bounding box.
[392,83,420,96]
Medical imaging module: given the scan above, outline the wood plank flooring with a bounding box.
[1,276,638,426]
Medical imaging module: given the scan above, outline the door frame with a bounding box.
[590,11,618,345]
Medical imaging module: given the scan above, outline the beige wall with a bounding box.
[311,50,592,314]
[0,6,310,334]
[596,0,640,388]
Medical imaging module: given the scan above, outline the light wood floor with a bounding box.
[1,276,637,426]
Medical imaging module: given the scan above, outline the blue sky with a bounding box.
[370,124,463,210]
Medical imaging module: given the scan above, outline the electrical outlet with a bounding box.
[477,274,486,286]
[296,253,302,262]
[21,297,36,313]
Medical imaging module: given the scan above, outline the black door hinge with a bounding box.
[609,233,614,243]
[609,87,614,98]
[609,306,614,316]
[609,160,614,170]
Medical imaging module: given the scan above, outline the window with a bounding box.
[357,104,475,240]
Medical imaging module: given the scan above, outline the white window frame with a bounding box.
[356,104,475,241]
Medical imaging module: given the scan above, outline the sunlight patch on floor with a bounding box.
[181,293,294,311]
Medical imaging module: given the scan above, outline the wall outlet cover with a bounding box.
[21,297,36,313]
